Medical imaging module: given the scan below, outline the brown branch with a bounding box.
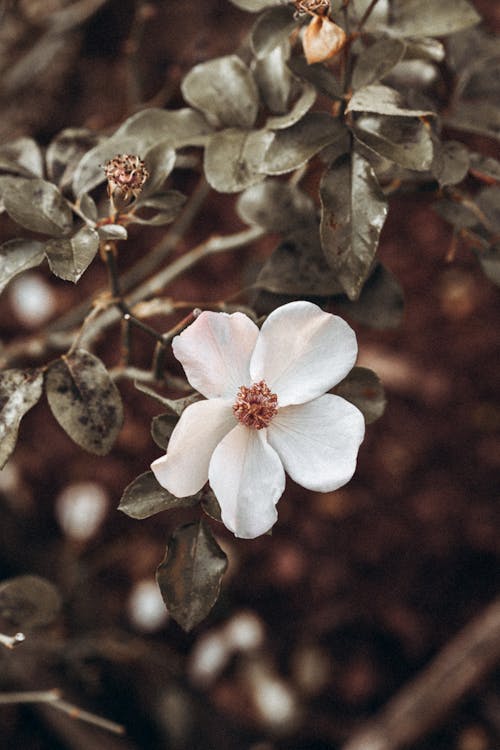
[342,596,500,750]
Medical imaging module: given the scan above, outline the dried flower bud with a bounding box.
[303,15,347,64]
[294,0,330,17]
[104,154,149,210]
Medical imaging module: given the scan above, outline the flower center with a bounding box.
[233,380,278,430]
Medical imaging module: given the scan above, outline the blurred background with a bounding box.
[0,1,499,748]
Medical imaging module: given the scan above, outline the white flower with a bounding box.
[151,301,365,539]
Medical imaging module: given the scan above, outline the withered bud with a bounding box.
[303,15,347,64]
[293,0,330,18]
[104,154,149,210]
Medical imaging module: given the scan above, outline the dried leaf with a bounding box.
[45,349,124,455]
[156,521,228,631]
[303,16,347,65]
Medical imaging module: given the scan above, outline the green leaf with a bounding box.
[204,128,272,193]
[347,84,435,117]
[46,128,102,189]
[352,38,406,90]
[45,226,99,283]
[337,263,404,329]
[0,239,45,295]
[261,113,347,175]
[4,178,73,236]
[0,368,43,469]
[354,114,434,171]
[320,151,388,300]
[251,6,297,59]
[255,226,344,296]
[0,575,61,629]
[237,179,315,231]
[389,0,480,37]
[119,471,200,519]
[156,520,228,631]
[254,41,293,114]
[181,55,259,129]
[45,349,124,455]
[0,137,44,178]
[431,140,470,187]
[334,366,386,424]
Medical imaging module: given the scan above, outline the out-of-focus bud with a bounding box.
[303,15,347,64]
[104,154,149,211]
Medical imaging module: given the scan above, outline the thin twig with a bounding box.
[356,0,381,31]
[342,596,500,750]
[0,688,125,735]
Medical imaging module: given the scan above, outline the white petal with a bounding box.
[267,394,365,492]
[151,399,235,497]
[250,301,358,406]
[173,311,259,399]
[209,425,285,539]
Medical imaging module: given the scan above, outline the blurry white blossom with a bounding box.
[152,301,364,539]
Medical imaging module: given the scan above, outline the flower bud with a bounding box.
[104,153,149,210]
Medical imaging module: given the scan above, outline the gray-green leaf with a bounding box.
[251,5,297,59]
[337,263,404,329]
[0,137,44,178]
[237,179,315,231]
[45,349,124,455]
[352,38,407,90]
[4,179,73,236]
[0,575,61,629]
[204,128,273,193]
[0,368,43,469]
[334,366,386,424]
[320,151,388,300]
[261,113,347,175]
[431,140,470,187]
[181,55,259,129]
[354,114,434,171]
[347,84,435,117]
[389,0,480,37]
[156,520,228,631]
[119,471,200,519]
[45,226,99,283]
[0,239,45,295]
